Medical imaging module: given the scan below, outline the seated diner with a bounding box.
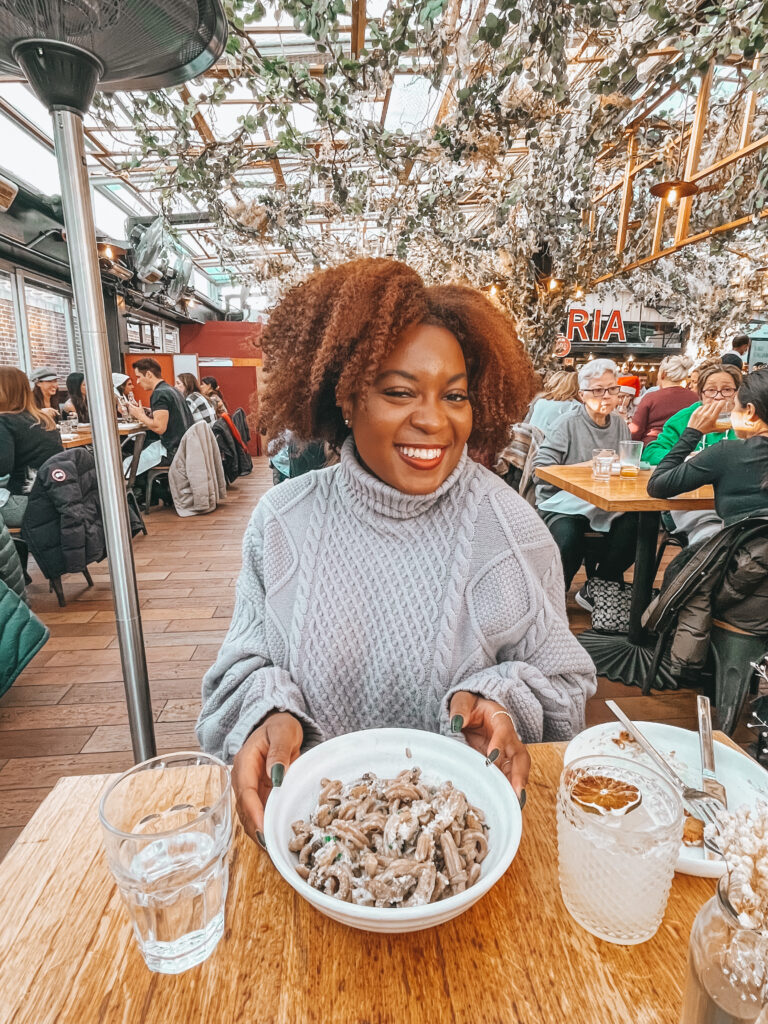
[0,365,63,527]
[196,257,597,843]
[532,357,636,609]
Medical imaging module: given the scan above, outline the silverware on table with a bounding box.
[697,695,727,861]
[605,701,725,839]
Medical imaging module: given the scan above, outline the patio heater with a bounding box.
[0,2,227,762]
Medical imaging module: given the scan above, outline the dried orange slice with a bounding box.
[570,774,642,816]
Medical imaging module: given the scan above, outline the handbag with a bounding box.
[590,579,633,634]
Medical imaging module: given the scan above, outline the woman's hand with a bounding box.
[231,711,303,845]
[688,399,726,434]
[449,691,530,804]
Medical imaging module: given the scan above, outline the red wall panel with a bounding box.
[179,322,263,455]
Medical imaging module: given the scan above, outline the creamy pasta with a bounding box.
[289,767,489,907]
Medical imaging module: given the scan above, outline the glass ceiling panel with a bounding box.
[0,83,52,136]
[0,112,61,193]
[92,191,128,241]
[384,76,440,133]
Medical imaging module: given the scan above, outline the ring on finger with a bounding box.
[491,710,514,726]
[502,759,513,769]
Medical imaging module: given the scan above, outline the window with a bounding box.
[0,271,19,365]
[24,283,72,381]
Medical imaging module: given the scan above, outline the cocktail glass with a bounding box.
[557,755,683,944]
[99,751,232,974]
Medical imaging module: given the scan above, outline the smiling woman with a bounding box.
[196,258,597,849]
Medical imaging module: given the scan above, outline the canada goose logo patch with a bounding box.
[51,469,67,482]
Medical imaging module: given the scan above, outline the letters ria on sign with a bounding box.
[566,308,626,344]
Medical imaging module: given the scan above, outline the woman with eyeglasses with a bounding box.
[642,362,742,546]
[532,357,637,611]
[648,368,768,579]
[643,362,741,465]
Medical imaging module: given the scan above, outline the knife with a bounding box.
[697,695,727,860]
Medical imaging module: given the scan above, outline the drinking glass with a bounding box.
[67,410,79,431]
[592,448,616,480]
[619,440,643,477]
[99,751,232,974]
[557,755,683,945]
[680,876,768,1024]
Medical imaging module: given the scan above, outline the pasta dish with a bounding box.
[288,767,489,907]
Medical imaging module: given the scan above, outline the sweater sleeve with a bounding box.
[647,428,728,499]
[530,418,569,504]
[440,498,597,743]
[196,504,323,761]
[642,405,694,465]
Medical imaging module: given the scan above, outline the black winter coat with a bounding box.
[21,447,106,580]
[231,408,253,477]
[643,514,768,670]
[212,419,238,484]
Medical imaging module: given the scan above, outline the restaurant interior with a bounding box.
[0,1,767,1021]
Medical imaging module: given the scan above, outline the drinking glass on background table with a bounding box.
[557,755,683,945]
[592,448,616,480]
[619,440,643,477]
[99,752,232,974]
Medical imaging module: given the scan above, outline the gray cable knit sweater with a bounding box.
[196,438,597,761]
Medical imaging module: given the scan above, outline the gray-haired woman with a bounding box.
[629,355,697,445]
[532,358,637,610]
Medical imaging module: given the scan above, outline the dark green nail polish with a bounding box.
[451,715,464,733]
[271,763,285,787]
[519,789,527,810]
[486,748,500,765]
[256,830,266,850]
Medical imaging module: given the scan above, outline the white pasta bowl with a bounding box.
[263,727,523,933]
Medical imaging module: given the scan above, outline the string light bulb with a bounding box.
[105,245,113,259]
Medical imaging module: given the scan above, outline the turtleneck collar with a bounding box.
[337,435,470,520]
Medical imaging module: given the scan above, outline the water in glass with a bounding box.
[100,752,232,974]
[557,755,683,944]
[592,448,616,480]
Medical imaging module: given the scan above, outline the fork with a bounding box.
[605,701,725,834]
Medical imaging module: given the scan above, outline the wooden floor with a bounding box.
[0,458,751,860]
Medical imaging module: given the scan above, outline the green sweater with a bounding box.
[642,402,738,465]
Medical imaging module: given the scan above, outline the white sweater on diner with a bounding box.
[196,438,597,761]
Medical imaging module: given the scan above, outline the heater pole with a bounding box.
[52,108,156,763]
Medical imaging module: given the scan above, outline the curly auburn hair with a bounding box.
[259,258,538,454]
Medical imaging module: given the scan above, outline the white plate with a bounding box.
[564,722,768,877]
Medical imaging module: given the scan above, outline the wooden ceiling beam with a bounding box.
[351,0,367,59]
[179,85,216,145]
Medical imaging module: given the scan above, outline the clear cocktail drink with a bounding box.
[557,755,683,944]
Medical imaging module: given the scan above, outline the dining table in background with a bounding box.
[61,423,141,449]
[0,736,731,1024]
[535,464,715,690]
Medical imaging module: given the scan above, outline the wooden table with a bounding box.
[0,739,722,1024]
[535,464,715,689]
[61,424,141,449]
